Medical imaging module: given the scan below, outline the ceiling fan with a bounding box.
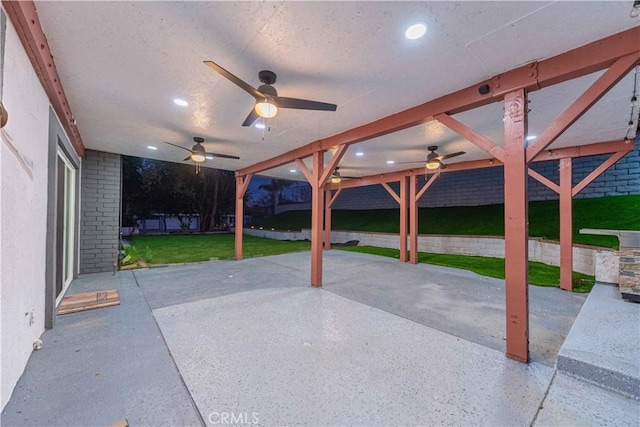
[330,167,360,184]
[397,146,465,170]
[204,60,337,127]
[164,137,239,173]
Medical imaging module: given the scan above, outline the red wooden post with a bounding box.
[559,158,573,291]
[235,176,245,260]
[409,175,418,264]
[324,190,332,250]
[503,89,530,363]
[399,177,408,262]
[310,151,325,287]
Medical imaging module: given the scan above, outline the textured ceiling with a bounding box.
[34,1,639,179]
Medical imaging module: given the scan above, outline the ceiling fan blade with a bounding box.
[436,151,466,161]
[438,160,447,169]
[205,152,240,160]
[204,60,264,99]
[242,109,260,127]
[395,160,429,165]
[164,141,193,153]
[341,175,361,180]
[274,96,337,111]
[183,156,192,161]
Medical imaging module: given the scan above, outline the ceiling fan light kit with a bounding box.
[204,60,337,127]
[426,161,440,170]
[255,100,278,118]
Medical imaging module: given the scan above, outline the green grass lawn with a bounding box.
[252,195,639,249]
[125,234,310,264]
[337,246,595,293]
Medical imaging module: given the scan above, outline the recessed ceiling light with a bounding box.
[405,23,427,40]
[526,135,537,141]
[173,98,188,107]
[386,160,395,164]
[289,169,296,173]
[355,152,364,156]
[206,155,214,160]
[255,123,266,129]
[147,146,157,150]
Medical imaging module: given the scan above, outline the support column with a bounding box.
[559,158,573,291]
[409,175,418,264]
[324,190,332,250]
[399,177,408,262]
[235,176,244,261]
[234,174,252,261]
[503,89,529,363]
[310,151,324,287]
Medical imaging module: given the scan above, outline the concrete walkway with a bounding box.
[2,251,637,426]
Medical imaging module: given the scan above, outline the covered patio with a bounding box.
[5,251,637,426]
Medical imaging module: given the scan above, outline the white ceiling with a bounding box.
[34,1,639,180]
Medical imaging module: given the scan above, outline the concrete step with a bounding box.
[556,283,640,399]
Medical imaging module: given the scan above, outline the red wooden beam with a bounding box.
[559,158,573,291]
[381,183,401,204]
[399,177,408,263]
[526,53,640,162]
[528,169,560,194]
[435,114,505,162]
[234,174,252,261]
[3,1,85,156]
[237,27,640,177]
[310,151,324,287]
[503,89,530,363]
[324,190,332,251]
[325,140,632,191]
[572,151,630,197]
[416,171,440,200]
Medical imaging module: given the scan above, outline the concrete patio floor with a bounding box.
[2,251,638,426]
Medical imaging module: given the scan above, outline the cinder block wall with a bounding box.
[80,150,122,274]
[327,144,640,210]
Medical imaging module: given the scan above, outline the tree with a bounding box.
[258,178,295,217]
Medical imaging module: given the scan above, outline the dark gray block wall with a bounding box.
[80,150,122,274]
[326,143,639,211]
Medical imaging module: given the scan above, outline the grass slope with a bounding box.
[253,195,639,249]
[338,246,595,293]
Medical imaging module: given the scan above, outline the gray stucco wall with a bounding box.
[326,144,639,211]
[79,150,122,274]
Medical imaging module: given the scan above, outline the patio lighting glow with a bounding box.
[405,23,427,40]
[356,152,364,156]
[255,100,277,118]
[173,98,188,107]
[290,169,296,173]
[426,161,440,170]
[147,145,157,150]
[386,160,395,164]
[191,153,206,162]
[526,135,537,141]
[255,122,266,129]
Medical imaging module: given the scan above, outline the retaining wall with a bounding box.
[243,228,618,282]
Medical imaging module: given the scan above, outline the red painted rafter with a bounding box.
[3,1,85,156]
[381,183,401,204]
[327,188,342,208]
[528,170,560,194]
[326,140,632,191]
[572,151,629,197]
[416,172,440,200]
[237,27,640,177]
[526,53,640,162]
[435,114,505,162]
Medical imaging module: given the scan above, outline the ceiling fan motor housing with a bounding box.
[258,70,277,85]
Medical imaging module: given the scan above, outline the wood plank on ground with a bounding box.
[58,290,120,315]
